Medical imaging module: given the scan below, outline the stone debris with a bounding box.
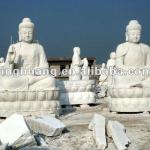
[107,121,131,150]
[0,114,36,149]
[20,146,62,150]
[35,135,48,147]
[0,144,8,150]
[26,115,66,137]
[105,143,116,150]
[19,146,49,150]
[88,114,107,150]
[89,114,131,150]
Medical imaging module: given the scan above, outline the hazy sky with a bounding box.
[0,0,150,63]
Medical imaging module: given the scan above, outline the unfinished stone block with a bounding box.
[88,114,107,150]
[0,114,36,149]
[20,146,49,150]
[107,121,131,150]
[26,116,66,137]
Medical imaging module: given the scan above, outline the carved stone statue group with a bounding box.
[0,17,150,115]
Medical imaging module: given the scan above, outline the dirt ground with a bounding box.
[0,99,150,150]
[47,99,150,150]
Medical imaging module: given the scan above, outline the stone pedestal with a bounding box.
[108,88,150,112]
[56,80,96,105]
[0,89,60,117]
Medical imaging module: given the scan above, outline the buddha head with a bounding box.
[110,52,116,59]
[18,18,34,43]
[73,47,80,55]
[83,58,88,67]
[101,63,105,68]
[126,20,142,43]
[0,57,4,63]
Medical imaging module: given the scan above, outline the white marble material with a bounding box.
[60,47,96,106]
[69,47,82,80]
[97,63,108,98]
[115,20,150,87]
[106,52,116,68]
[20,146,49,150]
[0,57,5,67]
[0,114,36,148]
[89,114,107,150]
[107,121,131,150]
[82,58,90,80]
[26,115,66,137]
[0,18,60,116]
[109,20,150,112]
[57,80,96,105]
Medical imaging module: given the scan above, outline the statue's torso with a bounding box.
[12,42,42,69]
[9,42,47,69]
[18,43,37,68]
[117,42,150,67]
[124,43,145,67]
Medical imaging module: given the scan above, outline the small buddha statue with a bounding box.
[107,52,116,88]
[81,58,90,80]
[69,47,83,80]
[98,63,108,97]
[0,57,5,67]
[107,52,116,68]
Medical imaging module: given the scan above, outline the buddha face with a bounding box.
[126,29,141,43]
[110,52,116,59]
[19,27,33,43]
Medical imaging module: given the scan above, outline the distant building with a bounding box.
[47,57,96,79]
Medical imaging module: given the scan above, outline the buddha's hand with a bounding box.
[8,46,16,64]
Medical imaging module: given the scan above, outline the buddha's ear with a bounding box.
[125,32,128,42]
[18,31,21,42]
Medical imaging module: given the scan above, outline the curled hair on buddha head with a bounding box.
[19,17,34,30]
[126,20,142,32]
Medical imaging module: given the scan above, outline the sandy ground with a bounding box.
[0,99,150,150]
[47,99,150,150]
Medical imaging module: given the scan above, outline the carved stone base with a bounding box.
[57,80,96,105]
[59,92,95,105]
[0,89,60,117]
[109,98,150,112]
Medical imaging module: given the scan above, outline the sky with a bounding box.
[0,0,150,63]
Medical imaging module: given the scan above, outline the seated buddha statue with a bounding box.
[114,20,150,88]
[2,18,56,90]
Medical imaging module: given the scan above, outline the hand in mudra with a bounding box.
[8,46,16,64]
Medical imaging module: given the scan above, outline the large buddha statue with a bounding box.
[114,20,150,88]
[0,18,60,117]
[109,20,150,113]
[3,18,56,90]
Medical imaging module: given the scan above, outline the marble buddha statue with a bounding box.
[0,18,60,117]
[109,20,150,113]
[106,52,116,68]
[3,18,56,90]
[0,57,5,67]
[114,20,150,88]
[81,58,90,80]
[69,47,83,80]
